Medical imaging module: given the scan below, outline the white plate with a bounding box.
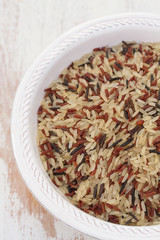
[11,13,160,240]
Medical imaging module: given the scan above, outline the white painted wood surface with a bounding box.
[1,0,160,239]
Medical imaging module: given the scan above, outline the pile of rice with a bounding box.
[37,41,160,226]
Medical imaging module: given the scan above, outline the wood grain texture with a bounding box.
[1,0,160,239]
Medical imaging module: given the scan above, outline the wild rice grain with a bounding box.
[70,144,84,155]
[37,41,160,226]
[93,184,98,199]
[132,187,136,206]
[119,180,128,194]
[50,142,60,153]
[120,137,134,147]
[108,138,122,149]
[98,183,105,198]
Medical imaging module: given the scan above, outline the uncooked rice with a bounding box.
[37,41,160,226]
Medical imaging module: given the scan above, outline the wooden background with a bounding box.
[1,0,160,239]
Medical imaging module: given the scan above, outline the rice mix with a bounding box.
[37,41,160,226]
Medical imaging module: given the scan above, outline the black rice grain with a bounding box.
[70,144,84,155]
[142,83,150,91]
[49,131,58,137]
[67,185,77,193]
[98,183,105,198]
[48,93,54,104]
[121,47,128,55]
[150,74,154,82]
[124,109,129,119]
[124,143,135,151]
[119,180,128,194]
[115,62,123,70]
[109,77,121,82]
[67,142,70,152]
[50,142,60,153]
[62,78,69,86]
[130,125,139,136]
[132,187,135,206]
[149,150,160,155]
[108,138,122,149]
[93,184,98,199]
[50,107,60,111]
[125,218,133,225]
[128,212,138,221]
[83,76,93,82]
[81,175,89,181]
[126,80,129,88]
[158,90,160,101]
[53,172,65,176]
[75,156,86,171]
[67,88,77,92]
[120,137,134,147]
[85,86,89,99]
[99,134,106,148]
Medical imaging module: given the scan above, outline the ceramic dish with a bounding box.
[11,13,160,240]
